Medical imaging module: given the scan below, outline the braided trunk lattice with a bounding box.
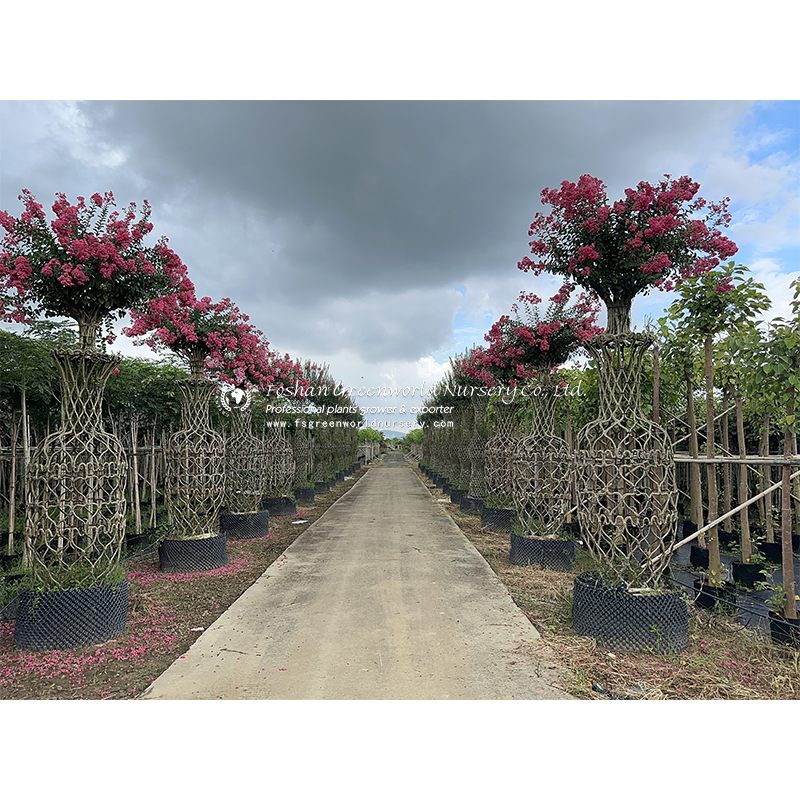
[263,411,295,497]
[467,394,489,501]
[312,420,333,483]
[513,377,572,538]
[23,349,127,590]
[165,377,225,540]
[574,333,677,587]
[484,398,522,509]
[457,403,473,491]
[292,418,311,488]
[224,404,266,514]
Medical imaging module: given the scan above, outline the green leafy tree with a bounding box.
[752,278,799,618]
[666,262,771,586]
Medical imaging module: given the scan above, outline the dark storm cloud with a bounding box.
[0,100,752,365]
[78,100,748,293]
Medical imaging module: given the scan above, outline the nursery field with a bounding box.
[0,471,367,700]
[415,466,800,700]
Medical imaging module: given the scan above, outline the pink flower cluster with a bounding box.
[0,189,192,336]
[460,292,602,388]
[518,174,738,303]
[125,292,309,392]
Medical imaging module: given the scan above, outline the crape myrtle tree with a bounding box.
[518,174,738,587]
[464,291,601,514]
[451,347,492,508]
[0,190,190,594]
[125,293,286,552]
[257,352,310,502]
[666,262,771,587]
[491,292,600,540]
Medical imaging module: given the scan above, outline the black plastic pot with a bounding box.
[295,487,315,505]
[572,572,688,653]
[509,533,575,571]
[756,541,783,563]
[0,553,20,571]
[777,533,800,553]
[682,520,698,540]
[159,535,227,573]
[480,506,517,534]
[689,545,709,570]
[125,532,151,552]
[449,488,466,505]
[731,561,766,589]
[13,580,128,651]
[459,495,483,516]
[718,531,740,550]
[261,497,298,517]
[219,510,270,540]
[769,612,800,648]
[693,579,736,611]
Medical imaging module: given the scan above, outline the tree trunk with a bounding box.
[735,394,752,563]
[652,342,660,425]
[131,420,142,538]
[7,417,18,556]
[782,427,797,619]
[606,299,633,335]
[20,385,29,504]
[686,373,705,546]
[150,425,157,528]
[760,413,773,541]
[704,335,722,586]
[793,433,800,539]
[721,387,732,533]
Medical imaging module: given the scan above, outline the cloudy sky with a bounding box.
[1,100,798,430]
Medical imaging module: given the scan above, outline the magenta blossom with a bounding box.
[1,190,192,347]
[518,174,738,332]
[462,292,602,388]
[125,292,308,392]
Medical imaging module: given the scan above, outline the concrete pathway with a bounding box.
[141,457,573,700]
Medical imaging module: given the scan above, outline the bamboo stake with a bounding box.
[686,375,704,545]
[8,417,18,556]
[721,387,732,533]
[661,469,800,560]
[150,424,157,528]
[781,429,796,619]
[131,419,142,538]
[736,394,752,563]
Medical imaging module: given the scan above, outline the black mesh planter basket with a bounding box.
[261,497,298,517]
[295,487,315,504]
[125,532,150,552]
[756,542,783,564]
[449,488,466,506]
[14,580,128,651]
[509,533,575,571]
[159,535,227,573]
[731,561,766,589]
[460,495,483,516]
[481,506,517,534]
[690,545,709,570]
[693,579,736,611]
[769,612,800,649]
[572,572,689,654]
[219,510,270,540]
[314,481,331,494]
